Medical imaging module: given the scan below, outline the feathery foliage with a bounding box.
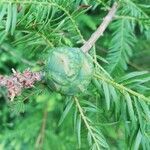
[0,0,150,149]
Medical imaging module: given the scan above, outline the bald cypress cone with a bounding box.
[44,47,94,95]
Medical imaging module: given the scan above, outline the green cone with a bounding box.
[44,47,94,95]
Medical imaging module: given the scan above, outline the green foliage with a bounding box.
[106,0,150,75]
[0,0,150,150]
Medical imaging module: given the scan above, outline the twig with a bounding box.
[35,108,48,150]
[81,2,118,53]
[74,97,101,150]
[128,61,144,71]
[0,44,36,67]
[94,73,150,103]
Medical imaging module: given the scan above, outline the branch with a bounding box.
[1,44,36,67]
[94,74,150,103]
[74,97,101,150]
[81,2,118,53]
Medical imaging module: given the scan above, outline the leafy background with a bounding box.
[0,0,150,150]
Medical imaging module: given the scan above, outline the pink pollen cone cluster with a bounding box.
[0,69,42,101]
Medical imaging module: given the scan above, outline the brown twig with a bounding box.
[81,2,118,53]
[35,108,48,150]
[128,61,144,71]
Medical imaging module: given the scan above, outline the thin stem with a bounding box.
[37,32,54,48]
[74,97,101,150]
[35,108,48,150]
[81,2,118,53]
[94,74,150,103]
[1,44,36,67]
[128,61,144,71]
[97,0,110,10]
[115,15,148,21]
